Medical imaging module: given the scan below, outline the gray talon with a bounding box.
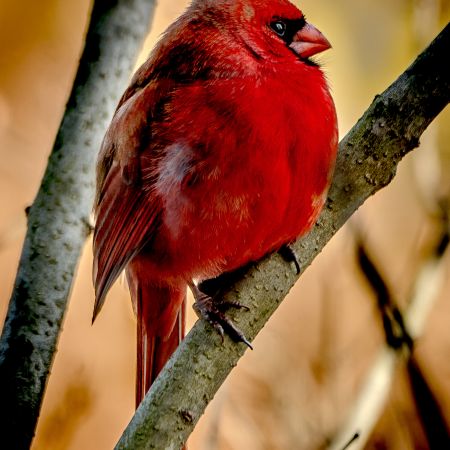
[189,281,253,350]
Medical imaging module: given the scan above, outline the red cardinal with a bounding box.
[93,0,338,406]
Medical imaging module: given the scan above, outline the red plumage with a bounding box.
[93,0,338,407]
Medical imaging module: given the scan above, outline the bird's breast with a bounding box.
[150,72,337,279]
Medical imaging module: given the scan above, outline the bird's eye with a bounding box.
[268,17,306,45]
[270,20,286,37]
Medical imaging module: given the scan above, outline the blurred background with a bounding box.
[1,0,449,449]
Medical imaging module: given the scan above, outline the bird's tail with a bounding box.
[126,260,186,407]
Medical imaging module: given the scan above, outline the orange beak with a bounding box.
[289,22,331,58]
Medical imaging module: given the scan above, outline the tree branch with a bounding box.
[0,1,156,448]
[115,23,450,450]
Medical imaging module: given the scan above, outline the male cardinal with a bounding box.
[93,0,338,407]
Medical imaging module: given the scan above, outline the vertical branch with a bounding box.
[0,1,156,448]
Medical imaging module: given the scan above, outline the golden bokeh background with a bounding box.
[1,0,449,449]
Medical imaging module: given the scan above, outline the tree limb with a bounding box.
[115,23,450,450]
[0,1,156,448]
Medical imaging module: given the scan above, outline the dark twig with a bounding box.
[330,193,450,449]
[355,236,413,351]
[408,357,450,449]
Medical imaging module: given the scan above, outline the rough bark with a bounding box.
[115,23,450,450]
[0,1,156,448]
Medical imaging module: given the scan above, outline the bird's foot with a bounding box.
[279,244,301,274]
[189,282,253,350]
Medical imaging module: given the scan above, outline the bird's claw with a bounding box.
[220,300,250,311]
[279,244,301,274]
[190,283,253,350]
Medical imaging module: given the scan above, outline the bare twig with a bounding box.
[408,356,450,448]
[329,202,449,450]
[355,236,413,350]
[115,23,450,450]
[0,1,156,448]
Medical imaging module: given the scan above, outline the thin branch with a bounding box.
[0,1,156,448]
[115,24,450,450]
[329,206,449,450]
[355,235,413,350]
[408,357,450,449]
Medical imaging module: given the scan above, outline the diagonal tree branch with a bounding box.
[0,1,156,448]
[115,23,450,450]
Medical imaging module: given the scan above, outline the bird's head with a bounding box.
[189,0,331,64]
[236,0,331,62]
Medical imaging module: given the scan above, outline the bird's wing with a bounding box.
[92,82,166,321]
[92,167,163,321]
